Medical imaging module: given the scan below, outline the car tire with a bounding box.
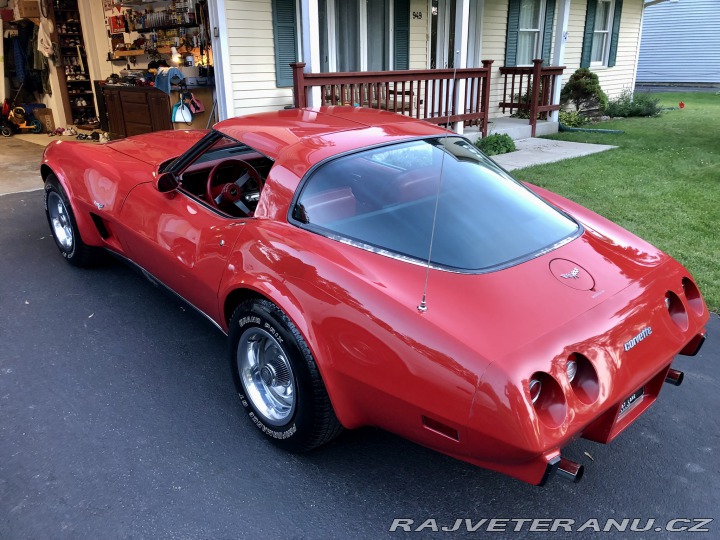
[44,175,96,267]
[229,299,343,452]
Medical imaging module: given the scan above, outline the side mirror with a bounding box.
[156,172,180,193]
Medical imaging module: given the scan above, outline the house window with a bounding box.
[517,0,543,66]
[320,0,409,72]
[591,0,614,64]
[505,0,556,67]
[581,0,623,68]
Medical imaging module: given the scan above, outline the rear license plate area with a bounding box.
[619,386,644,416]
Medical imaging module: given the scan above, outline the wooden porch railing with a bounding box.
[291,61,494,137]
[499,59,565,137]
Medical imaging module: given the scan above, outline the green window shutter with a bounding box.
[505,0,521,67]
[580,0,598,68]
[272,0,298,87]
[541,0,556,64]
[394,0,410,70]
[607,0,623,67]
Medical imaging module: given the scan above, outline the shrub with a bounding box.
[558,110,590,127]
[560,68,608,113]
[475,133,516,156]
[605,90,662,117]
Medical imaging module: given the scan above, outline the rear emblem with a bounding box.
[549,259,595,291]
[624,327,653,351]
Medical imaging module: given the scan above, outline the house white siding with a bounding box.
[224,0,294,117]
[595,0,643,97]
[637,0,720,84]
[481,0,510,119]
[409,0,429,68]
[563,0,643,99]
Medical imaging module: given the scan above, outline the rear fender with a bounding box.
[220,270,364,430]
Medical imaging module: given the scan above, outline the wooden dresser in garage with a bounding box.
[101,86,173,140]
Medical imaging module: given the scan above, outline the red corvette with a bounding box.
[41,107,708,485]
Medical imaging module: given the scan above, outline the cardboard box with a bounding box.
[17,0,40,19]
[35,108,55,134]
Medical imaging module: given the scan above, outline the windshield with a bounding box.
[293,137,579,272]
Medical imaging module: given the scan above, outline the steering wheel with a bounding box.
[205,159,264,216]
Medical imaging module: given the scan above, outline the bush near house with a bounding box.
[558,110,590,127]
[605,90,663,118]
[476,133,516,156]
[560,68,608,114]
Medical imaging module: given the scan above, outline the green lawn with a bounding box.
[513,92,720,312]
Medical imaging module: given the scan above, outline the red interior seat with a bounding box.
[302,187,357,224]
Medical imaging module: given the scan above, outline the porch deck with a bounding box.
[291,60,565,139]
[462,117,560,144]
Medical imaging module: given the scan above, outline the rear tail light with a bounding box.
[528,372,567,427]
[529,376,542,403]
[665,291,689,331]
[681,277,705,316]
[565,358,578,383]
[567,353,600,405]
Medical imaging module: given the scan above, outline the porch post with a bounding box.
[453,0,471,134]
[550,0,571,122]
[481,60,494,137]
[530,59,542,137]
[291,63,307,107]
[300,0,321,107]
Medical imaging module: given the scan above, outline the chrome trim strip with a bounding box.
[314,226,582,275]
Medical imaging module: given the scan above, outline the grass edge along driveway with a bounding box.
[513,91,720,313]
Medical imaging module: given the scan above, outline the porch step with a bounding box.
[463,117,559,143]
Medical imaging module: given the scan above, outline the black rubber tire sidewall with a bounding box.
[43,176,91,266]
[229,299,320,452]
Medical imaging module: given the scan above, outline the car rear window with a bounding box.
[292,137,580,272]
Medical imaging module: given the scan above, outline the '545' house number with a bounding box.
[413,11,423,19]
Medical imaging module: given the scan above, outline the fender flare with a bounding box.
[41,161,104,247]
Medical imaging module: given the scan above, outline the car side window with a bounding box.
[294,137,579,272]
[178,135,274,218]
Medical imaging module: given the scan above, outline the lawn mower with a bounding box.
[1,86,44,137]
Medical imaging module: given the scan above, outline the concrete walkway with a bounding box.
[491,137,617,171]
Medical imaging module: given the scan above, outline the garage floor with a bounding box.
[0,136,46,195]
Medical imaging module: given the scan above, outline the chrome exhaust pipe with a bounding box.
[665,368,684,386]
[556,457,584,483]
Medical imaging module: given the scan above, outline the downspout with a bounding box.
[300,0,321,106]
[630,0,647,92]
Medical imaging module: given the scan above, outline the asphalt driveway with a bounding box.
[0,145,718,539]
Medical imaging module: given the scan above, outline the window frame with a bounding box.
[516,0,545,67]
[580,0,623,69]
[505,0,556,68]
[590,0,615,67]
[320,0,409,72]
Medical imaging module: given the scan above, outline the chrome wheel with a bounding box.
[237,327,295,426]
[47,192,74,251]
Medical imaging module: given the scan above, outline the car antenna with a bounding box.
[418,51,459,313]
